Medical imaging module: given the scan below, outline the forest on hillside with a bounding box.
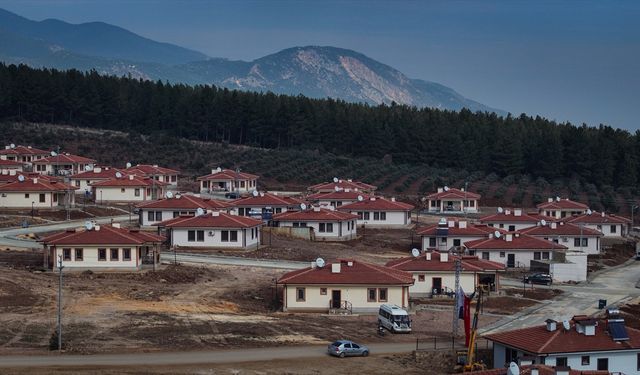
[0,63,639,191]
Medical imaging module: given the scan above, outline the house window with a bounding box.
[326,223,333,232]
[368,288,377,302]
[581,355,590,365]
[574,238,581,247]
[597,358,608,371]
[357,212,363,220]
[542,252,550,260]
[110,248,119,261]
[453,239,461,247]
[378,288,388,302]
[418,275,425,282]
[98,248,106,261]
[469,200,475,207]
[120,188,125,193]
[508,225,515,232]
[499,224,504,228]
[296,287,305,301]
[319,223,326,232]
[363,212,370,220]
[230,231,238,242]
[173,211,179,218]
[482,252,489,260]
[134,188,140,196]
[75,248,83,261]
[275,207,282,214]
[534,252,541,260]
[582,238,588,247]
[25,193,30,199]
[429,238,436,247]
[320,288,327,295]
[637,353,640,371]
[240,181,245,188]
[197,230,205,242]
[123,248,131,261]
[374,212,380,220]
[556,357,568,367]
[75,180,80,187]
[611,225,616,233]
[155,211,162,221]
[221,230,229,242]
[188,230,196,242]
[171,175,177,182]
[63,248,71,261]
[39,194,45,203]
[148,211,155,221]
[500,251,505,258]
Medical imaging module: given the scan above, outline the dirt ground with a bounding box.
[0,206,127,223]
[588,241,637,272]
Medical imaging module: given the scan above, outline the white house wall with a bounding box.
[543,350,640,374]
[0,191,67,208]
[349,210,411,228]
[170,227,260,249]
[422,235,484,251]
[486,222,536,231]
[283,284,407,313]
[277,220,357,240]
[52,245,142,270]
[409,272,476,296]
[94,186,163,202]
[550,252,588,282]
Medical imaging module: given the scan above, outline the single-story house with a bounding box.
[125,164,179,188]
[308,179,377,194]
[136,194,232,226]
[0,176,77,208]
[520,221,603,255]
[0,145,49,164]
[158,211,262,250]
[480,208,556,232]
[417,218,493,252]
[197,168,258,194]
[426,187,480,214]
[41,223,165,271]
[69,167,128,193]
[565,211,631,238]
[386,251,505,297]
[337,197,414,228]
[230,192,305,219]
[464,232,568,268]
[91,175,168,203]
[307,190,370,208]
[537,198,589,219]
[271,206,358,241]
[277,259,414,313]
[32,153,96,176]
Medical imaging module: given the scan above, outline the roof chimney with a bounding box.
[425,252,432,261]
[313,206,321,212]
[505,234,513,242]
[548,198,553,203]
[440,252,449,262]
[94,167,102,173]
[459,220,467,229]
[545,319,557,332]
[505,209,511,215]
[550,222,557,229]
[331,263,341,273]
[33,178,38,184]
[112,223,121,229]
[391,197,396,202]
[129,175,134,180]
[437,187,443,193]
[94,225,101,231]
[554,367,570,375]
[514,209,522,217]
[529,367,539,375]
[211,211,220,216]
[448,220,455,228]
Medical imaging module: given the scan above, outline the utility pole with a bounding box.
[452,257,461,337]
[57,254,64,352]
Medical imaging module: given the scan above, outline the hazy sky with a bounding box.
[1,0,638,131]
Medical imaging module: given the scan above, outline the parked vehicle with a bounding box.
[378,304,411,333]
[524,273,552,285]
[327,340,369,358]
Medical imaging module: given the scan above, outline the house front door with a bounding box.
[432,277,442,294]
[507,254,515,268]
[331,290,341,309]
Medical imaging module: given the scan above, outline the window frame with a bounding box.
[581,355,590,366]
[367,288,377,302]
[378,288,388,302]
[197,230,205,242]
[39,193,45,203]
[110,248,119,261]
[62,248,71,261]
[418,274,425,282]
[296,287,305,302]
[230,230,238,242]
[74,248,83,261]
[320,288,327,295]
[98,248,107,261]
[326,223,333,232]
[122,248,131,261]
[221,230,229,242]
[556,357,568,367]
[187,230,196,242]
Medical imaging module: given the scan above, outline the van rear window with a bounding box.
[332,341,342,347]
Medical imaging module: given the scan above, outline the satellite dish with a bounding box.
[196,207,205,216]
[587,209,592,215]
[165,191,173,199]
[494,230,502,238]
[17,175,25,182]
[540,219,547,226]
[507,362,520,375]
[411,248,420,258]
[357,195,364,202]
[252,190,259,197]
[84,221,94,231]
[556,196,561,202]
[10,143,15,149]
[316,257,325,268]
[115,172,123,178]
[497,207,504,213]
[126,162,132,168]
[50,151,57,157]
[334,186,341,192]
[333,177,339,183]
[300,203,307,210]
[84,165,92,171]
[562,320,571,331]
[444,186,449,191]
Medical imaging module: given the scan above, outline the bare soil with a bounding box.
[0,215,49,228]
[0,206,126,223]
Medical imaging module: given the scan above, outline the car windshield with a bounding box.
[331,341,342,347]
[393,315,410,324]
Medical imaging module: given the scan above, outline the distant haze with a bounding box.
[0,0,638,131]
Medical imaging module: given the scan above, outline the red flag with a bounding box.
[464,294,472,347]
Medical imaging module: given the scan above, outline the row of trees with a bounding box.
[1,63,638,188]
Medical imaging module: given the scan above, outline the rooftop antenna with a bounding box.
[333,177,339,183]
[494,230,502,239]
[84,221,94,231]
[126,162,132,168]
[497,207,504,213]
[300,203,307,211]
[17,174,25,182]
[165,191,173,199]
[115,172,123,178]
[315,257,325,268]
[411,248,420,258]
[196,207,205,216]
[540,219,547,226]
[252,190,259,197]
[357,195,364,202]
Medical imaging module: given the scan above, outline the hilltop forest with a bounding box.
[0,64,639,194]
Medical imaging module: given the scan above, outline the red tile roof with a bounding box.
[520,222,603,237]
[0,159,23,167]
[158,212,262,228]
[308,180,376,192]
[272,208,358,222]
[0,172,58,184]
[32,153,96,164]
[197,169,258,181]
[41,225,164,245]
[464,233,568,250]
[565,212,631,224]
[484,318,640,355]
[386,252,505,272]
[125,164,179,176]
[537,198,589,210]
[231,193,304,207]
[278,259,414,285]
[0,178,77,192]
[70,167,128,180]
[426,188,481,200]
[90,176,169,187]
[307,191,371,201]
[337,197,414,211]
[136,195,232,210]
[480,211,556,223]
[416,222,491,237]
[0,145,49,156]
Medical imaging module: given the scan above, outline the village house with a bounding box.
[0,158,25,171]
[426,187,480,214]
[386,251,505,297]
[520,221,603,255]
[125,164,179,188]
[277,259,413,313]
[337,196,414,228]
[230,192,304,219]
[417,218,494,252]
[0,176,77,208]
[69,167,128,193]
[41,223,164,271]
[484,311,640,374]
[158,211,262,250]
[0,171,57,185]
[0,145,49,165]
[463,232,568,269]
[90,175,167,203]
[32,153,96,176]
[308,179,377,194]
[136,194,232,226]
[537,198,589,219]
[271,206,358,241]
[480,208,556,232]
[467,364,611,375]
[197,168,258,194]
[306,190,370,208]
[565,211,631,238]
